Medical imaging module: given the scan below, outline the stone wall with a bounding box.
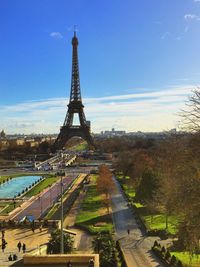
[23,254,99,267]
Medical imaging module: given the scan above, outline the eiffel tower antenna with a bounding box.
[74,24,77,34]
[53,32,94,150]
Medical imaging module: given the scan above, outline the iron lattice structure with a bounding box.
[54,32,94,150]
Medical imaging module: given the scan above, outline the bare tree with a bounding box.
[180,88,200,132]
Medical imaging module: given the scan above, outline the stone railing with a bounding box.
[23,254,99,267]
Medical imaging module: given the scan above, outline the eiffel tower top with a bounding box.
[69,31,82,103]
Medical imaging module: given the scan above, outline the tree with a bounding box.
[92,232,116,267]
[156,136,200,252]
[38,141,50,154]
[47,229,74,254]
[97,165,115,214]
[114,151,134,179]
[180,88,200,132]
[135,168,158,204]
[154,137,186,229]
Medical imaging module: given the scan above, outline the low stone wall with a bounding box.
[23,254,99,267]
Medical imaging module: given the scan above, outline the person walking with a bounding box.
[127,229,130,235]
[67,260,72,267]
[2,242,6,252]
[17,241,22,252]
[8,254,12,261]
[22,243,26,253]
[13,254,18,261]
[1,230,5,239]
[88,258,94,267]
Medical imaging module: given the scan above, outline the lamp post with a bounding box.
[38,196,42,216]
[57,171,65,254]
[48,185,52,206]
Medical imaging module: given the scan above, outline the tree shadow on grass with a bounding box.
[76,213,113,234]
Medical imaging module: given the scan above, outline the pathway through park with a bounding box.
[63,176,92,252]
[111,177,164,267]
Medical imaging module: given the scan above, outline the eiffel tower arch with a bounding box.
[53,32,94,151]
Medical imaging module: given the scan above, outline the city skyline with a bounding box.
[1,0,200,133]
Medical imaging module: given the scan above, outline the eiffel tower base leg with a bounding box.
[53,126,95,151]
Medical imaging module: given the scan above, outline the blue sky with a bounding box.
[1,0,200,133]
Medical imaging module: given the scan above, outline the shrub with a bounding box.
[47,229,74,254]
[161,246,166,254]
[165,250,171,261]
[176,260,183,267]
[153,240,159,248]
[92,232,117,267]
[170,255,177,266]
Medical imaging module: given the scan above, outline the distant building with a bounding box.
[0,130,6,140]
[100,128,126,137]
[0,140,9,150]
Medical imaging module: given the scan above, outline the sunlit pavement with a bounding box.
[0,228,51,266]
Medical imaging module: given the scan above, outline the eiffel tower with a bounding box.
[53,31,94,150]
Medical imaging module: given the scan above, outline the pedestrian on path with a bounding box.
[8,254,12,261]
[2,242,6,252]
[88,258,94,267]
[1,230,5,239]
[22,243,26,253]
[67,260,72,267]
[127,229,130,235]
[17,241,22,252]
[13,254,18,261]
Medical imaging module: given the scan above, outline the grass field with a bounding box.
[142,214,179,235]
[24,176,58,197]
[72,142,88,151]
[171,252,200,267]
[76,175,113,234]
[0,201,22,215]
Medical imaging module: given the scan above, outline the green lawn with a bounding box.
[171,252,200,267]
[0,176,10,183]
[45,203,60,219]
[0,201,22,215]
[24,176,58,197]
[72,142,88,151]
[142,214,179,235]
[76,175,113,234]
[122,184,136,198]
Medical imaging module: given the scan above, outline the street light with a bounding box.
[38,196,43,216]
[57,171,65,254]
[48,185,52,206]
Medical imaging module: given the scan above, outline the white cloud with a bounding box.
[49,32,63,39]
[184,14,200,21]
[0,85,196,134]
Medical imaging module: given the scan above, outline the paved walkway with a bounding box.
[0,228,50,266]
[9,175,75,221]
[111,178,164,267]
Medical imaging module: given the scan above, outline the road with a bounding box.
[111,178,163,267]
